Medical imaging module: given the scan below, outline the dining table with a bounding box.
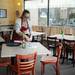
[1,42,51,58]
[0,36,4,45]
[31,31,45,36]
[49,34,75,65]
[0,36,4,43]
[48,34,75,41]
[31,31,45,43]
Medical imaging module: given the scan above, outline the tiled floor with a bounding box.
[0,56,75,75]
[0,42,75,75]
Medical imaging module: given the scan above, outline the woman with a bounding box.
[13,10,32,42]
[11,10,32,64]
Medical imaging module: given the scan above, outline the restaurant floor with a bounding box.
[0,56,75,75]
[0,42,75,75]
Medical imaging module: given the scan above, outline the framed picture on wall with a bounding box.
[0,9,7,18]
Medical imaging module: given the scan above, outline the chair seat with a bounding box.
[41,43,62,75]
[0,58,11,67]
[41,56,57,64]
[0,62,10,67]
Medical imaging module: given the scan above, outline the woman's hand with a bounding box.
[23,33,31,42]
[17,31,32,42]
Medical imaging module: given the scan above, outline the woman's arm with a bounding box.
[15,18,21,33]
[28,20,32,35]
[15,18,31,42]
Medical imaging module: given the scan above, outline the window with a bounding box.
[24,0,47,26]
[24,0,75,26]
[0,9,7,18]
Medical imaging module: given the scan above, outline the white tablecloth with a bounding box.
[1,42,51,57]
[49,34,75,41]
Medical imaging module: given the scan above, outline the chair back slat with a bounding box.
[19,60,34,65]
[16,52,37,74]
[20,66,34,71]
[17,54,34,60]
[19,60,34,69]
[20,63,34,68]
[47,37,57,42]
[47,37,57,48]
[63,39,74,52]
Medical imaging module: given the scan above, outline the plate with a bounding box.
[6,42,21,47]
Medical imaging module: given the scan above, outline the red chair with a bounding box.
[62,39,75,66]
[47,37,57,56]
[10,52,37,75]
[40,43,63,75]
[73,43,75,67]
[0,58,11,74]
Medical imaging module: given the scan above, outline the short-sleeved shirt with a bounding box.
[14,18,32,35]
[13,18,32,40]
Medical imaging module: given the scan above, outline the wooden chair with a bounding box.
[0,44,11,74]
[32,35,42,42]
[0,58,11,74]
[40,43,63,75]
[9,52,37,75]
[47,36,57,55]
[73,43,75,67]
[62,39,75,66]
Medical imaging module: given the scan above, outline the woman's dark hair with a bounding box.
[21,10,30,19]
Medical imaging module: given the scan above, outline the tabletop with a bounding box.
[31,31,45,36]
[1,42,51,57]
[0,28,13,32]
[49,34,75,41]
[0,36,4,42]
